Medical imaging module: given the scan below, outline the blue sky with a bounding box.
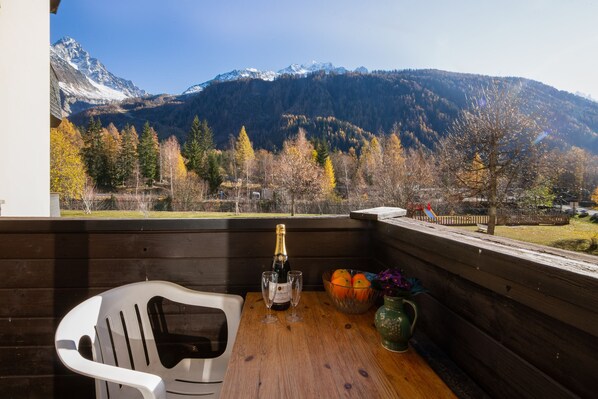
[51,0,598,98]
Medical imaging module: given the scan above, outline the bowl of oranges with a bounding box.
[322,269,379,314]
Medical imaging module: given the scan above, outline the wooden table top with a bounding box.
[220,292,456,398]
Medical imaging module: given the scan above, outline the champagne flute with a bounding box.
[286,271,303,322]
[261,271,278,324]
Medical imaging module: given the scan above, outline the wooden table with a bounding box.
[220,292,456,398]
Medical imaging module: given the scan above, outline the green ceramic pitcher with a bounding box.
[374,295,418,352]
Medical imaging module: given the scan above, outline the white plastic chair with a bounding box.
[55,281,243,399]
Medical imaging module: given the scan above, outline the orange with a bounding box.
[330,276,351,299]
[352,274,371,301]
[352,273,367,283]
[331,269,351,282]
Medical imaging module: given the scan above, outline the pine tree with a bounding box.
[200,119,214,157]
[138,121,160,186]
[206,151,223,194]
[183,116,203,174]
[182,116,214,178]
[315,139,330,166]
[82,117,108,187]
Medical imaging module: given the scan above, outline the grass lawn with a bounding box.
[456,217,598,256]
[61,210,315,218]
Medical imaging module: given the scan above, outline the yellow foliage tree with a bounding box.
[592,186,598,205]
[235,126,256,197]
[323,157,336,194]
[373,133,407,205]
[384,133,404,166]
[161,136,187,200]
[359,137,382,186]
[460,152,487,192]
[235,126,255,168]
[50,119,86,200]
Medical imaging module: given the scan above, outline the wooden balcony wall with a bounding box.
[0,217,372,399]
[1,216,596,398]
[372,217,598,399]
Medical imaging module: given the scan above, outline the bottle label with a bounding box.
[272,282,290,304]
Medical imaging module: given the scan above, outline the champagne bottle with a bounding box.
[271,224,291,311]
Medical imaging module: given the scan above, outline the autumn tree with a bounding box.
[161,136,187,200]
[322,157,337,196]
[438,82,544,235]
[117,125,139,186]
[138,121,160,186]
[371,133,406,204]
[255,149,275,188]
[174,171,208,211]
[359,137,383,187]
[103,123,121,188]
[235,126,255,198]
[553,146,594,202]
[50,119,86,200]
[274,128,325,215]
[331,149,359,202]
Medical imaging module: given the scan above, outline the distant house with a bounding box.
[0,0,61,216]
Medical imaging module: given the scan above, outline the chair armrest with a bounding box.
[56,339,167,399]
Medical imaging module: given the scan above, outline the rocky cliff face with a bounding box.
[51,36,146,115]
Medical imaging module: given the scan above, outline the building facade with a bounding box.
[0,0,57,216]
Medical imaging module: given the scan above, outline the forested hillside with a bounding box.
[71,69,598,154]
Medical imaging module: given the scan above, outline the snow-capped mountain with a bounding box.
[182,62,367,95]
[183,68,278,95]
[51,36,146,115]
[277,61,348,76]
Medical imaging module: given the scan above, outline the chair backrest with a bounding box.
[55,281,243,399]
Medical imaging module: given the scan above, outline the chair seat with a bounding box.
[165,378,222,398]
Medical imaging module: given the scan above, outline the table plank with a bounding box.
[221,292,456,398]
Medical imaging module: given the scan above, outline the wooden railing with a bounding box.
[0,217,372,398]
[370,217,597,399]
[411,213,570,226]
[0,215,595,398]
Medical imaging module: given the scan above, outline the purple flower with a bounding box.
[371,268,425,298]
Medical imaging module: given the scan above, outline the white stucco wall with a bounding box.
[0,0,50,216]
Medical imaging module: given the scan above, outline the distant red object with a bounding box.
[411,202,438,221]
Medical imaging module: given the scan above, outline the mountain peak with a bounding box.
[53,36,78,46]
[183,61,357,95]
[50,36,147,115]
